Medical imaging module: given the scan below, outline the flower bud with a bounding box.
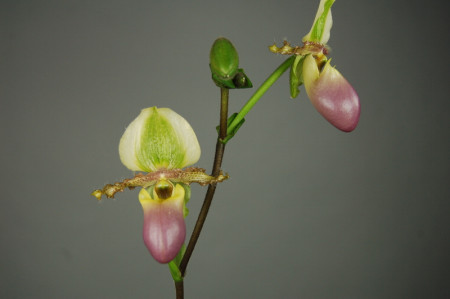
[119,107,201,172]
[303,54,360,132]
[210,37,239,79]
[139,184,186,263]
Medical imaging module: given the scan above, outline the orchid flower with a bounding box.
[92,107,227,263]
[269,0,360,132]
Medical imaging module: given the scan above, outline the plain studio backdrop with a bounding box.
[1,0,449,298]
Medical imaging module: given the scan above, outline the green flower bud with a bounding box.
[210,37,239,79]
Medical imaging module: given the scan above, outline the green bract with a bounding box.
[289,55,306,98]
[303,0,334,44]
[119,107,201,172]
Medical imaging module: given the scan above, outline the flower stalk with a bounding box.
[179,87,229,276]
[227,56,295,135]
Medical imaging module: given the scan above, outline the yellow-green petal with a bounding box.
[302,0,334,44]
[119,107,201,172]
[302,54,320,96]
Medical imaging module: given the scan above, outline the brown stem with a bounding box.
[219,88,229,141]
[178,87,229,277]
[175,281,184,299]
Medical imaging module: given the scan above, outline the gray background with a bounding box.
[1,0,449,298]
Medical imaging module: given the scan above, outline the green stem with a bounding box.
[168,260,182,282]
[227,56,294,134]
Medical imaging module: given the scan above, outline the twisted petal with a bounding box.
[119,107,201,172]
[139,185,186,263]
[303,54,360,132]
[303,0,334,44]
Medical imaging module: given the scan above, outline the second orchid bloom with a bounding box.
[270,0,360,132]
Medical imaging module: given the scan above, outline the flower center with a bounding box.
[155,179,174,200]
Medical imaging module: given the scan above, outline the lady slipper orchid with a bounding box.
[269,0,360,132]
[92,107,228,264]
